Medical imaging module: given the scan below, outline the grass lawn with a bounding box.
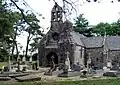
[1,78,120,85]
[0,62,7,69]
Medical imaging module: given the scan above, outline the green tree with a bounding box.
[74,14,93,37]
[92,20,120,36]
[0,0,22,61]
[111,20,120,36]
[24,13,44,57]
[92,22,112,36]
[9,0,44,57]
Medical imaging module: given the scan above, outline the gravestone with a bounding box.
[87,53,91,69]
[65,51,71,72]
[73,62,83,71]
[58,52,81,77]
[29,56,32,70]
[22,56,26,65]
[111,60,119,71]
[107,61,112,69]
[44,56,56,75]
[110,65,119,70]
[8,55,11,72]
[103,70,119,77]
[37,54,39,70]
[29,56,32,63]
[103,61,120,77]
[17,56,21,72]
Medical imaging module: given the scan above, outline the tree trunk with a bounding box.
[15,41,19,59]
[11,27,18,61]
[25,33,31,58]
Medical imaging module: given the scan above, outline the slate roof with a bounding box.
[70,31,86,46]
[81,36,104,48]
[106,36,120,50]
[39,30,120,50]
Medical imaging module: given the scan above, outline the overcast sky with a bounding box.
[17,0,120,54]
[26,0,120,27]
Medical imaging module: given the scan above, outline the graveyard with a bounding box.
[1,0,120,85]
[0,52,120,85]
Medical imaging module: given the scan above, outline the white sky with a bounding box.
[17,0,120,54]
[26,0,120,27]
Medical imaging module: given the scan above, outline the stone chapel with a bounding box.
[38,3,120,69]
[38,3,85,67]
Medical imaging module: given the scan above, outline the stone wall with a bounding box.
[85,47,105,69]
[108,50,120,66]
[74,45,84,65]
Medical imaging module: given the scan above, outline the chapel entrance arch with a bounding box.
[46,52,58,67]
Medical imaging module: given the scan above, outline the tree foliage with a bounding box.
[8,0,44,57]
[92,22,111,36]
[0,0,22,61]
[92,20,120,36]
[74,14,93,37]
[24,13,44,57]
[74,14,120,37]
[0,0,44,60]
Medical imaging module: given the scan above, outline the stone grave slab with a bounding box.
[23,70,41,74]
[58,71,81,77]
[110,66,119,71]
[44,68,62,76]
[15,75,41,82]
[52,70,63,76]
[9,73,29,78]
[0,77,11,81]
[103,70,120,77]
[38,67,50,72]
[0,74,8,77]
[2,72,22,75]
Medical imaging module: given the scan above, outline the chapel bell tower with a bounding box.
[50,2,63,32]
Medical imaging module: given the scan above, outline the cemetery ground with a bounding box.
[0,77,120,85]
[0,62,120,85]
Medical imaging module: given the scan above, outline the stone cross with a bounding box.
[51,55,55,70]
[22,55,26,65]
[17,55,21,71]
[22,51,26,64]
[17,55,21,62]
[88,53,91,64]
[87,53,91,69]
[37,54,39,69]
[29,56,32,63]
[29,56,32,70]
[8,54,11,71]
[107,61,112,68]
[65,51,71,71]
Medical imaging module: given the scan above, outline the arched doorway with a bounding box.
[46,52,58,67]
